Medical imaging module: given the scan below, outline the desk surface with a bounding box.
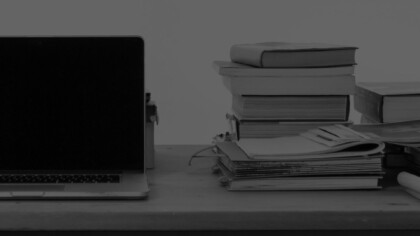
[0,145,420,231]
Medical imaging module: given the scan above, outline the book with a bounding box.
[232,95,350,120]
[230,42,357,68]
[215,142,383,191]
[355,82,420,123]
[222,75,355,95]
[217,163,382,191]
[227,114,352,139]
[213,61,355,77]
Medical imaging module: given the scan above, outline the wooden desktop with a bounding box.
[0,145,419,235]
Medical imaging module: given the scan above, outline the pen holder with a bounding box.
[146,101,158,169]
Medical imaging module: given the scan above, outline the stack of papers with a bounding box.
[216,124,386,191]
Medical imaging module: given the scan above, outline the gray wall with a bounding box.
[1,0,420,144]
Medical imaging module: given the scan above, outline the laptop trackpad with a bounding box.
[0,185,65,192]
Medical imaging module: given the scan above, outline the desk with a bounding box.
[0,145,420,235]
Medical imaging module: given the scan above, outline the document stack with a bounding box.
[209,121,420,191]
[213,124,386,190]
[205,42,387,190]
[213,42,358,139]
[354,82,420,169]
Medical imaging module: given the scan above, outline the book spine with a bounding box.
[230,45,264,67]
[354,85,384,122]
[261,50,356,68]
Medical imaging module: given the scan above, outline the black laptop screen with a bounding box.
[0,37,144,171]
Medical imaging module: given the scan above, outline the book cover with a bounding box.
[230,42,357,68]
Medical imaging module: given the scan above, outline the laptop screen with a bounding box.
[0,37,144,171]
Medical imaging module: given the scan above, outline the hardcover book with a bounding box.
[231,95,350,120]
[230,42,357,68]
[216,162,383,191]
[355,82,420,123]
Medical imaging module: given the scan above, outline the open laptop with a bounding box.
[0,36,149,199]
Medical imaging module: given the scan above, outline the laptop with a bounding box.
[0,36,149,199]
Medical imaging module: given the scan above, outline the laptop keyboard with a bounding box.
[0,174,120,183]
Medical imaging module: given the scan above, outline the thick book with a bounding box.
[213,61,355,77]
[226,114,352,139]
[355,82,420,123]
[232,95,350,120]
[222,75,355,95]
[217,164,383,191]
[230,42,357,68]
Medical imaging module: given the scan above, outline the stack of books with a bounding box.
[214,124,387,190]
[213,42,358,139]
[354,82,420,169]
[207,121,420,191]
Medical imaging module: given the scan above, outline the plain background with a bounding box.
[1,0,420,144]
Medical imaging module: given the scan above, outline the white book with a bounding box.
[222,75,355,95]
[213,61,355,77]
